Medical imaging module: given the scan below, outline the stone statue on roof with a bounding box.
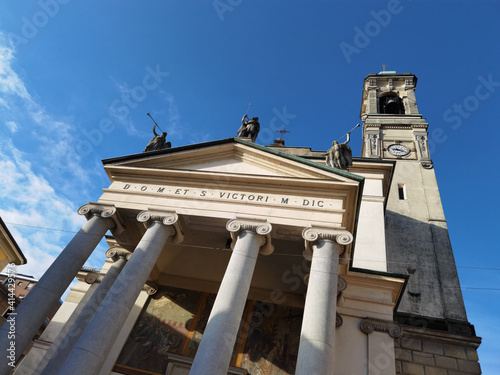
[143,124,171,152]
[237,115,260,143]
[326,124,360,170]
[143,113,172,152]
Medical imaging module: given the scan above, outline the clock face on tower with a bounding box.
[387,144,409,156]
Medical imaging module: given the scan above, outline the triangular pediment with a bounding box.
[100,138,364,243]
[103,138,363,184]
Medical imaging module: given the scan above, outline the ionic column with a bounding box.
[295,227,353,375]
[58,210,183,375]
[0,203,121,375]
[189,218,273,375]
[38,247,131,375]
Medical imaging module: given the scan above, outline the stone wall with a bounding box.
[395,326,481,375]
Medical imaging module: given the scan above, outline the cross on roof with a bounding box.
[381,64,388,71]
[276,127,291,140]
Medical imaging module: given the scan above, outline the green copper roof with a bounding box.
[233,137,364,183]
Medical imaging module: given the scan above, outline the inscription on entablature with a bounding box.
[110,182,343,210]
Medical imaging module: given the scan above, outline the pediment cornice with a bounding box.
[103,138,363,184]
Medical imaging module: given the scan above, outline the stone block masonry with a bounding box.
[394,326,481,375]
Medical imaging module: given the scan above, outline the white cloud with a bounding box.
[0,37,32,102]
[0,97,10,109]
[0,32,107,279]
[0,32,99,193]
[5,120,18,133]
[0,138,86,278]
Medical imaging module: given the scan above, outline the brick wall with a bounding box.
[395,326,481,375]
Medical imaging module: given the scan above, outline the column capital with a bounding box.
[137,210,184,243]
[105,246,132,261]
[360,318,403,338]
[78,202,125,235]
[84,272,101,284]
[143,282,158,296]
[302,226,353,260]
[226,217,273,255]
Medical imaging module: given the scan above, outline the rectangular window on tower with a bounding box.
[398,184,407,200]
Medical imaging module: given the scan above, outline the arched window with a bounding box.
[379,93,405,114]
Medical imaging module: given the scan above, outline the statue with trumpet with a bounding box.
[237,103,260,143]
[143,113,172,152]
[326,124,360,170]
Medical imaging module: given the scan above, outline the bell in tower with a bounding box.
[380,93,405,114]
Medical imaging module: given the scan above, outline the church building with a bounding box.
[1,71,481,375]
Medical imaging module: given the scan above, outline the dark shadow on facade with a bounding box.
[385,209,476,336]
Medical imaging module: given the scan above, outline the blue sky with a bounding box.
[0,0,499,372]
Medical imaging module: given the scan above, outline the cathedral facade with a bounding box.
[2,71,481,375]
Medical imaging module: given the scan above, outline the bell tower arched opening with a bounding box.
[379,93,405,114]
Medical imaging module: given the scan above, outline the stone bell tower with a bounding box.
[360,70,471,326]
[360,70,481,373]
[360,71,431,165]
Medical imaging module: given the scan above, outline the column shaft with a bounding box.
[295,239,341,375]
[38,256,127,375]
[0,213,114,375]
[58,219,174,375]
[189,230,263,375]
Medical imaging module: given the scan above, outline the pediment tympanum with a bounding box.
[99,139,363,248]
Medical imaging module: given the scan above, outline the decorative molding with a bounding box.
[144,282,158,296]
[302,227,353,260]
[421,161,434,169]
[367,134,379,157]
[360,195,385,203]
[226,218,274,255]
[84,272,101,285]
[105,246,132,261]
[302,227,353,245]
[363,123,427,129]
[336,313,343,327]
[415,133,430,160]
[137,210,184,244]
[337,277,347,292]
[416,135,427,152]
[360,318,403,338]
[367,124,427,129]
[394,321,480,347]
[77,202,125,234]
[137,210,178,226]
[77,203,116,220]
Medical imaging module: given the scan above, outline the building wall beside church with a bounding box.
[385,160,467,322]
[394,326,481,375]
